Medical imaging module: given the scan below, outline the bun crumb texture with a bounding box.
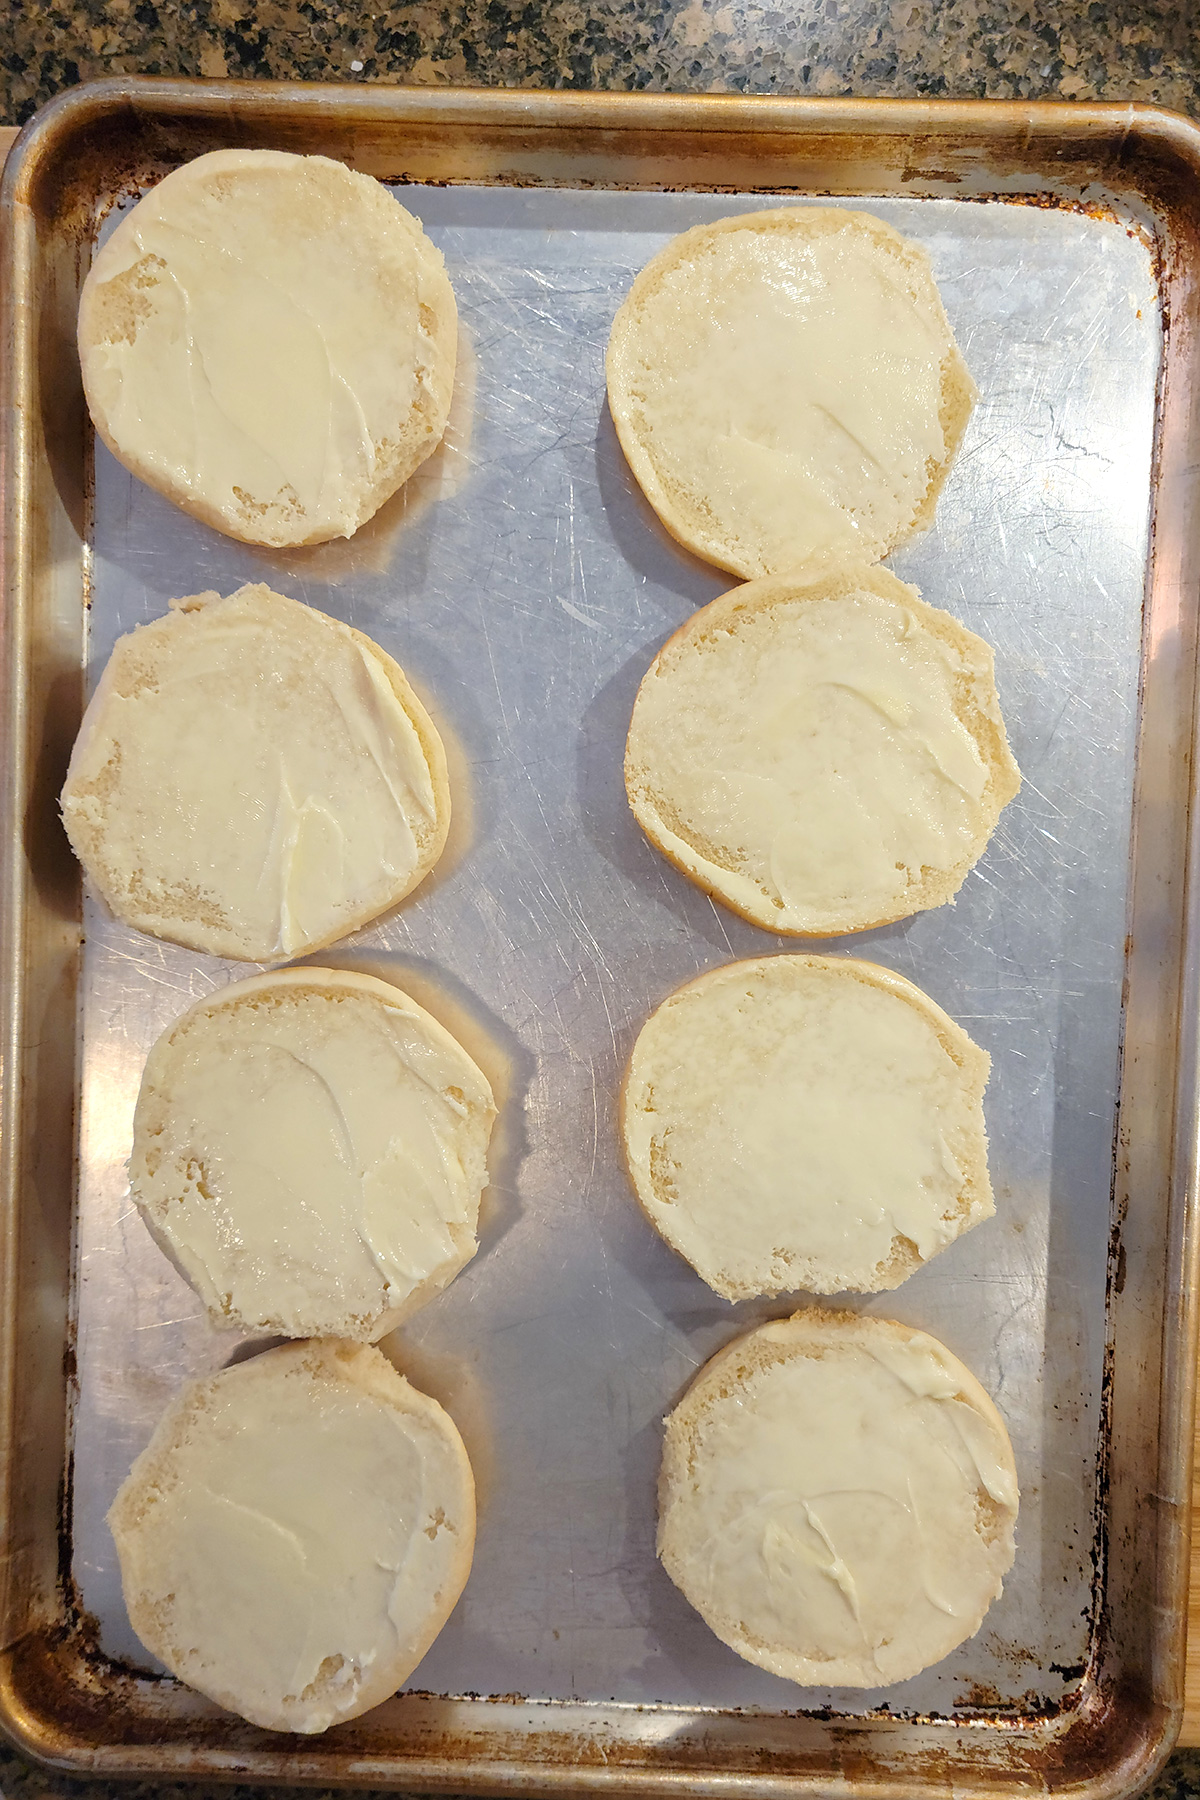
[78,148,458,546]
[625,564,1020,936]
[131,967,496,1340]
[659,1310,1019,1687]
[623,953,994,1299]
[60,582,450,962]
[108,1339,476,1734]
[606,206,976,579]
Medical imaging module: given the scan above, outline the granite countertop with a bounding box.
[4,5,1200,1799]
[4,0,1200,122]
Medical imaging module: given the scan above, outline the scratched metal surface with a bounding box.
[70,187,1158,1719]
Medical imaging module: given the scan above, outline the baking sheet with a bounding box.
[65,183,1159,1720]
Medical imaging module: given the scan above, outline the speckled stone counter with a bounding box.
[5,4,1200,1797]
[4,0,1200,124]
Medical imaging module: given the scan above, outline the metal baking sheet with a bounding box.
[73,182,1155,1707]
[3,86,1200,1798]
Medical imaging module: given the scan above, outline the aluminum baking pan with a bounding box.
[2,81,1200,1797]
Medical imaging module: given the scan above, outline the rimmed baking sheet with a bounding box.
[3,86,1200,1797]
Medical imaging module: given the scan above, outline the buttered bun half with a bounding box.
[625,565,1020,936]
[624,955,993,1299]
[131,968,496,1340]
[109,1340,475,1733]
[60,583,450,962]
[78,148,456,546]
[606,207,975,579]
[660,1311,1018,1687]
